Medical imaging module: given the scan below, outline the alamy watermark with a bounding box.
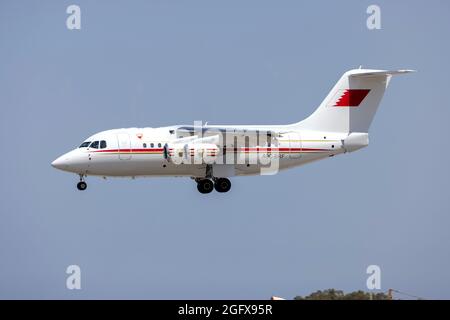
[366,265,381,290]
[161,121,284,175]
[66,265,81,290]
[66,5,81,30]
[367,5,381,30]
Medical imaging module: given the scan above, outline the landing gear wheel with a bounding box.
[77,181,87,191]
[197,179,214,194]
[214,178,231,193]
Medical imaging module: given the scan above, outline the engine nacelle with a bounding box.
[164,143,219,165]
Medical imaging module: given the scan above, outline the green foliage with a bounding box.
[294,289,390,300]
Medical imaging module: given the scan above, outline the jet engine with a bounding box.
[164,143,219,165]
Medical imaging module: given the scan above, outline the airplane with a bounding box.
[51,68,413,194]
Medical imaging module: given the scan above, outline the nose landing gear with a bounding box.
[77,175,87,191]
[77,182,87,191]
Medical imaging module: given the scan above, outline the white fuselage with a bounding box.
[51,125,357,179]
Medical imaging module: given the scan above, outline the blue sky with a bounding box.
[1,0,449,299]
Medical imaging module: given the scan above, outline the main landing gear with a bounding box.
[196,178,231,194]
[77,175,87,191]
[214,178,231,193]
[197,179,214,194]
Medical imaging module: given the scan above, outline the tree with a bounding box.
[294,289,390,300]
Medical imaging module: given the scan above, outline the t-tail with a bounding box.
[291,68,414,151]
[294,68,414,133]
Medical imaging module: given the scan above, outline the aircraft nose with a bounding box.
[52,149,86,173]
[51,155,69,170]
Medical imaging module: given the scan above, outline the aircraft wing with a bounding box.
[176,125,280,138]
[173,126,280,148]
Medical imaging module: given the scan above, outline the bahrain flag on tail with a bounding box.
[333,89,370,107]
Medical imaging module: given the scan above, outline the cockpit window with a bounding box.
[79,141,91,148]
[100,140,107,149]
[89,141,99,149]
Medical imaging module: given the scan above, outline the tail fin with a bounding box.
[293,69,414,133]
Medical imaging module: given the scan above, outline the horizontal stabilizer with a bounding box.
[349,69,416,77]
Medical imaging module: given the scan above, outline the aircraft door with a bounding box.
[117,133,132,160]
[288,132,302,159]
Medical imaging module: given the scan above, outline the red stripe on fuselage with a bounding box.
[93,148,164,153]
[92,147,329,154]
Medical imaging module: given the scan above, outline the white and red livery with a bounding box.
[52,68,413,193]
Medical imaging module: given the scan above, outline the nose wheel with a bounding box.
[77,182,87,191]
[77,175,87,191]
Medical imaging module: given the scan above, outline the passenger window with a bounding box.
[90,141,99,149]
[158,143,162,148]
[150,143,154,148]
[143,143,147,148]
[100,140,107,149]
